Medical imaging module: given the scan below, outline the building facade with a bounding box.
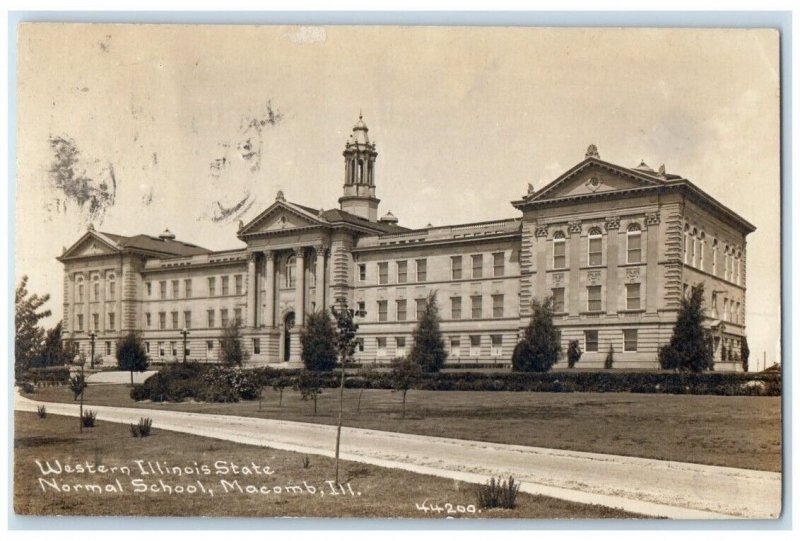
[58,117,755,371]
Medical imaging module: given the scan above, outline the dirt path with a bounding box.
[15,391,781,520]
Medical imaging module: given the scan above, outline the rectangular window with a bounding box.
[159,312,166,330]
[145,342,150,354]
[93,280,99,301]
[553,239,566,269]
[208,277,216,296]
[253,338,261,355]
[396,337,406,357]
[623,329,638,352]
[158,342,164,357]
[415,298,426,320]
[492,294,504,318]
[587,285,602,312]
[711,293,718,318]
[357,338,364,353]
[171,311,179,329]
[589,236,603,266]
[358,264,367,282]
[234,308,242,325]
[451,297,462,320]
[396,260,408,283]
[145,312,152,328]
[471,295,482,319]
[171,342,177,357]
[378,262,389,285]
[626,283,641,310]
[416,259,427,282]
[723,298,729,321]
[378,300,388,322]
[396,299,407,321]
[450,337,461,356]
[92,313,99,330]
[184,310,192,329]
[552,287,565,312]
[627,232,642,264]
[184,279,192,298]
[172,280,180,299]
[493,252,505,277]
[451,256,462,280]
[184,341,190,357]
[106,341,111,356]
[221,309,229,327]
[160,281,167,299]
[491,335,502,356]
[206,340,214,354]
[472,254,483,279]
[585,330,599,352]
[207,309,215,328]
[108,312,115,330]
[235,275,243,295]
[376,337,387,357]
[221,276,230,296]
[145,282,152,297]
[357,301,366,317]
[108,279,115,299]
[77,314,84,331]
[470,335,481,356]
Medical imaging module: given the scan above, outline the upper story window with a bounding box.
[493,252,505,277]
[208,277,216,296]
[690,227,698,267]
[184,279,192,298]
[221,276,230,296]
[587,285,602,312]
[684,224,690,264]
[552,287,565,313]
[451,297,462,320]
[451,256,462,280]
[378,262,389,285]
[626,224,642,264]
[308,257,317,287]
[711,239,718,275]
[160,281,167,300]
[107,273,116,299]
[358,264,366,282]
[285,256,296,288]
[172,280,180,298]
[235,274,243,295]
[396,299,407,321]
[416,259,427,282]
[698,232,705,269]
[93,276,100,301]
[588,227,603,266]
[723,245,730,281]
[397,260,408,283]
[145,281,151,298]
[472,254,483,279]
[377,300,388,322]
[76,276,85,302]
[736,251,743,285]
[553,231,566,269]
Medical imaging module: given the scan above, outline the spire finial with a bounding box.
[359,109,362,120]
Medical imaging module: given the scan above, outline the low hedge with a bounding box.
[23,366,72,386]
[131,364,781,402]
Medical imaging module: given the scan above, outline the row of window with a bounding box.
[364,294,507,322]
[143,338,263,357]
[74,312,115,332]
[582,329,639,352]
[683,225,743,285]
[144,308,243,330]
[145,276,244,300]
[552,283,642,313]
[370,335,505,358]
[74,273,116,303]
[359,253,507,285]
[550,224,642,269]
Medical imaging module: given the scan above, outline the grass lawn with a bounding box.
[13,412,643,519]
[27,384,782,472]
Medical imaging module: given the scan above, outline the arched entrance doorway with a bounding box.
[283,312,295,362]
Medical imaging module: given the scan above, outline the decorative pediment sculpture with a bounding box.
[585,144,600,159]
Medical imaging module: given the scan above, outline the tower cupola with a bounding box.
[339,113,380,221]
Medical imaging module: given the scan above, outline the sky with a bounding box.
[15,24,781,365]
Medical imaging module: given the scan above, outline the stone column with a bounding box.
[82,274,90,334]
[606,219,620,315]
[247,252,258,328]
[99,271,106,332]
[645,212,661,314]
[65,273,74,334]
[295,247,305,324]
[314,245,326,312]
[568,222,582,314]
[263,250,275,327]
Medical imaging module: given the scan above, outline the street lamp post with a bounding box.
[180,328,190,364]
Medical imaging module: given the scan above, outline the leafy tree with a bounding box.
[409,291,447,372]
[567,340,582,369]
[293,370,323,415]
[38,321,72,367]
[356,362,377,414]
[390,357,422,419]
[604,344,614,369]
[512,297,561,372]
[658,283,713,372]
[219,320,247,367]
[741,337,751,372]
[116,331,149,386]
[301,310,337,371]
[15,275,52,380]
[69,371,87,401]
[331,305,360,484]
[271,374,292,407]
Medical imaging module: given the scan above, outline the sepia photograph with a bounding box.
[11,20,783,522]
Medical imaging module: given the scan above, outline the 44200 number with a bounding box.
[414,500,480,514]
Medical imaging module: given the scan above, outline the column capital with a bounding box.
[293,246,306,258]
[262,249,275,260]
[313,244,328,256]
[247,251,259,262]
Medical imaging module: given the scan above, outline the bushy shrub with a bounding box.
[476,475,520,509]
[37,405,47,418]
[604,344,614,370]
[130,417,153,437]
[20,381,35,394]
[69,373,87,400]
[513,298,560,372]
[567,340,582,369]
[81,409,97,428]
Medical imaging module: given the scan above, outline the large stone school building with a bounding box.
[58,116,754,371]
